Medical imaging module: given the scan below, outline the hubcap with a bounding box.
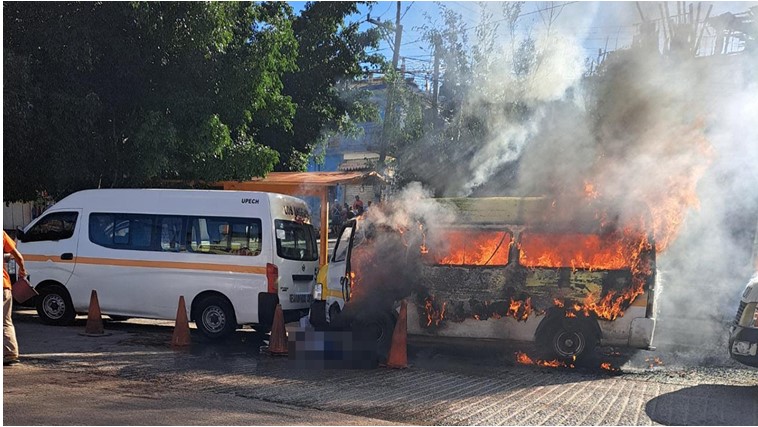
[554,330,585,358]
[43,294,66,319]
[202,306,226,333]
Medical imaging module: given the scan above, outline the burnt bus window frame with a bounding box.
[20,211,79,243]
[89,213,263,256]
[274,219,318,261]
[428,228,514,267]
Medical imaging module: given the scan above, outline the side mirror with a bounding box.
[15,227,26,243]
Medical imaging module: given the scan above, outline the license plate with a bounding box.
[290,294,313,304]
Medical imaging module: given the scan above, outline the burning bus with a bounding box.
[310,196,658,362]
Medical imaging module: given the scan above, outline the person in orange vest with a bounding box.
[4,231,27,366]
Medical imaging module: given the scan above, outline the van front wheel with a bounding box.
[36,285,76,326]
[194,295,237,340]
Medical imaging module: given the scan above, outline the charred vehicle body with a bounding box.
[729,274,758,367]
[311,197,658,362]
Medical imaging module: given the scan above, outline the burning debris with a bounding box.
[515,351,574,369]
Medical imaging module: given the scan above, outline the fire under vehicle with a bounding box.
[310,197,658,362]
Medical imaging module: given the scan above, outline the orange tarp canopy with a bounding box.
[218,171,385,197]
[218,171,386,265]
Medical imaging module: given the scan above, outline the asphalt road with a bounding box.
[4,309,758,426]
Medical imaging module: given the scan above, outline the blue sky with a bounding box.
[290,1,757,89]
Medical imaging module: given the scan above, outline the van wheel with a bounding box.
[36,285,76,326]
[194,295,237,340]
[536,319,598,363]
[351,310,396,362]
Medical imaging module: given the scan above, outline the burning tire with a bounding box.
[536,315,599,363]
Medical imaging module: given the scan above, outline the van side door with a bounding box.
[18,210,81,288]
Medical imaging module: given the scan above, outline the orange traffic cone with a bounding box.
[265,304,288,356]
[385,300,408,369]
[172,296,191,348]
[80,290,111,337]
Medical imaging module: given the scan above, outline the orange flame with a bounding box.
[436,231,511,266]
[424,296,447,327]
[515,351,574,368]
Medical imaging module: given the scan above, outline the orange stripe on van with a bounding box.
[25,254,266,275]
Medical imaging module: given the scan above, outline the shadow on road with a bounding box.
[645,384,758,425]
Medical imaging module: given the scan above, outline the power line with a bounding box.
[400,1,415,21]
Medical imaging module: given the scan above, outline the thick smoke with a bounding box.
[355,3,757,366]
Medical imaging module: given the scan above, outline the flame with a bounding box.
[553,298,564,308]
[515,351,574,368]
[600,362,619,372]
[419,223,429,254]
[519,231,648,271]
[436,231,511,266]
[424,296,447,327]
[507,297,534,321]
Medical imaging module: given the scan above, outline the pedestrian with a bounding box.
[352,195,364,215]
[4,231,27,366]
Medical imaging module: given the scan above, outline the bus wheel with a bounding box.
[194,295,237,340]
[536,318,598,363]
[36,284,76,326]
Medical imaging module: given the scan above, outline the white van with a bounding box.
[16,189,319,339]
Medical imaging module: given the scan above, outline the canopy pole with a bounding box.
[320,188,329,266]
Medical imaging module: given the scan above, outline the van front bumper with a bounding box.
[729,325,758,367]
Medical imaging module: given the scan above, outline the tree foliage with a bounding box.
[258,1,384,171]
[4,2,379,201]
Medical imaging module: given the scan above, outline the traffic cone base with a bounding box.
[172,295,191,348]
[79,289,112,337]
[385,300,408,369]
[264,304,288,356]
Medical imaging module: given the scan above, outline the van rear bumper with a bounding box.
[729,325,758,367]
[258,292,309,325]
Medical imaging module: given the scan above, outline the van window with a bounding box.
[187,216,262,256]
[90,214,154,249]
[275,220,318,261]
[22,212,78,242]
[158,216,184,252]
[333,225,354,263]
[519,232,634,270]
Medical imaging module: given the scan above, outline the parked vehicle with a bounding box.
[310,197,658,362]
[729,274,758,367]
[15,189,318,339]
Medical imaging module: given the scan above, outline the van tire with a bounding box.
[351,310,397,362]
[535,317,598,363]
[36,285,76,326]
[193,295,237,340]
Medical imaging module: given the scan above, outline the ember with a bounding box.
[515,351,573,368]
[600,362,620,372]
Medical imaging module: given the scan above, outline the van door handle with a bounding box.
[60,253,73,260]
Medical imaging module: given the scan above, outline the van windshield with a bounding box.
[274,220,318,261]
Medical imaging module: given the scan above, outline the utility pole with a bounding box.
[431,33,441,130]
[375,2,402,188]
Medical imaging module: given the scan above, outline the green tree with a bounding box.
[4,2,296,201]
[257,1,384,171]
